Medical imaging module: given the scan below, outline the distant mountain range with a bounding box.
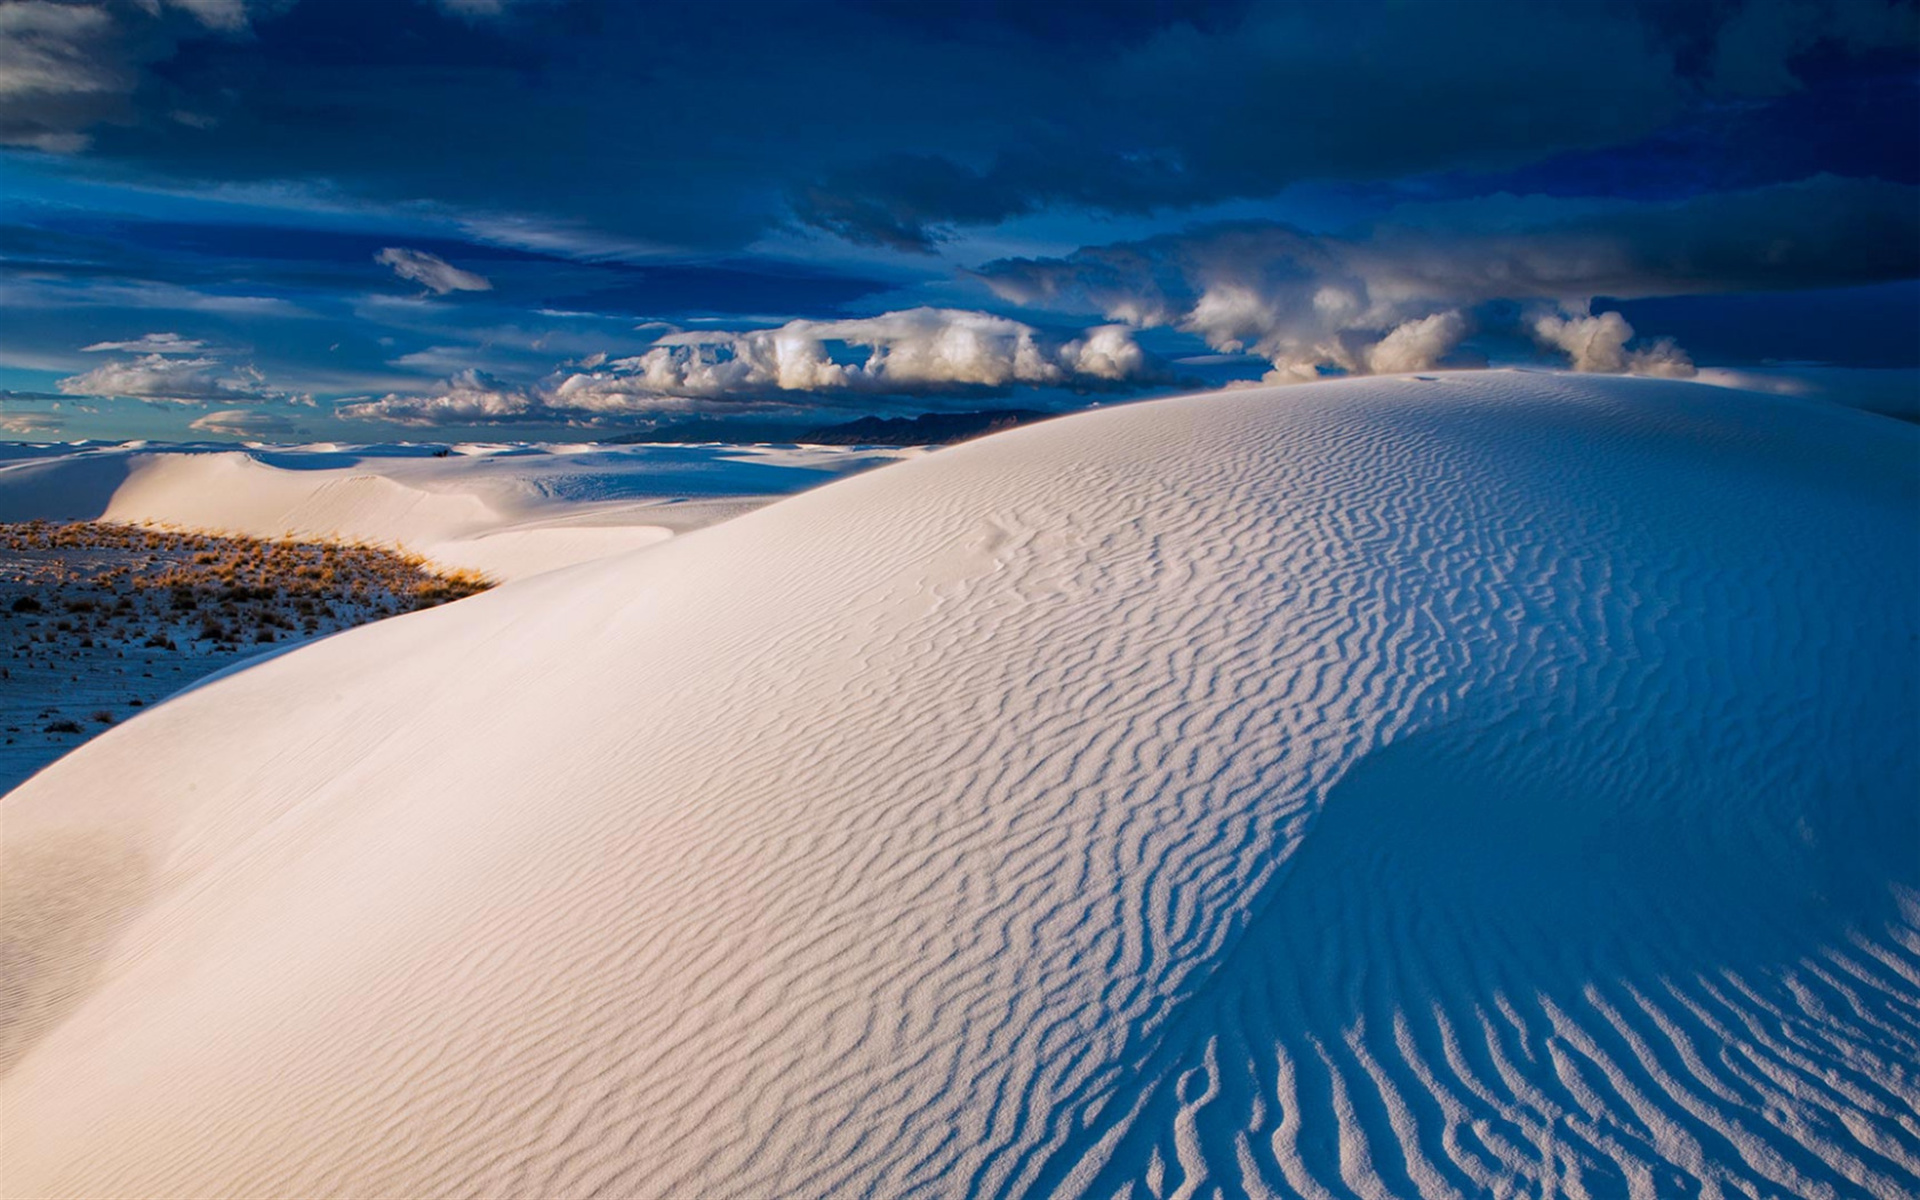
[795,409,1055,445]
[604,409,1057,447]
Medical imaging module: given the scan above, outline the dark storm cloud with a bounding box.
[4,0,1917,438]
[788,0,1916,248]
[792,3,1694,249]
[6,0,1914,251]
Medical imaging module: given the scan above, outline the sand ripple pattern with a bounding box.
[3,372,1915,1199]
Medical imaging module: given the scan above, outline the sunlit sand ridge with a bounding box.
[2,371,1914,1198]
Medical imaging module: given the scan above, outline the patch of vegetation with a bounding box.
[0,520,496,789]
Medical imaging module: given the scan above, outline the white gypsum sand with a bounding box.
[0,441,919,581]
[1,370,1915,1198]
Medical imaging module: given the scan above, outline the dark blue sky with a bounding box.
[1,0,1915,441]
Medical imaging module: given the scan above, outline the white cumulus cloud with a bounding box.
[338,308,1157,425]
[57,352,301,405]
[337,370,537,426]
[979,219,1696,383]
[1529,306,1695,377]
[611,308,1152,398]
[1364,311,1472,375]
[974,179,1917,383]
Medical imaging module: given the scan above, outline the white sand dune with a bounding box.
[2,371,1915,1198]
[0,441,915,580]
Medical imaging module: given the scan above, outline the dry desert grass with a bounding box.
[0,520,491,794]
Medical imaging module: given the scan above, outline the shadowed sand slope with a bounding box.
[2,371,1915,1199]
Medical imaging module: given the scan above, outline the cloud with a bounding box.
[787,3,1698,249]
[188,408,300,437]
[8,2,1912,253]
[57,352,301,405]
[1059,324,1150,382]
[337,369,537,425]
[788,2,1912,249]
[437,0,522,16]
[1363,311,1474,376]
[0,412,63,436]
[1708,0,1918,96]
[1529,307,1695,377]
[1529,308,1635,373]
[162,0,260,33]
[0,1,131,151]
[339,308,1158,425]
[375,247,493,295]
[977,177,1916,380]
[581,308,1153,397]
[0,0,274,151]
[0,4,118,100]
[80,332,209,354]
[0,277,309,317]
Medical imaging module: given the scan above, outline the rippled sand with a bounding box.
[3,371,1915,1198]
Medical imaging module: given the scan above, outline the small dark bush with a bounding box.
[10,595,41,613]
[43,718,81,734]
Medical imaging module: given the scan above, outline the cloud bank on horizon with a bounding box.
[338,308,1152,425]
[0,0,1915,438]
[974,176,1916,383]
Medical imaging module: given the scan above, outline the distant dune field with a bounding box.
[0,440,919,582]
[2,372,1915,1199]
